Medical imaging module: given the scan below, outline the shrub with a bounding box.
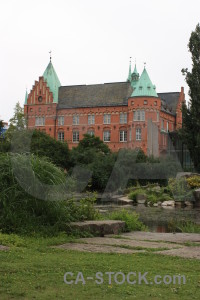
[146,194,158,205]
[107,209,147,232]
[168,177,194,201]
[186,175,200,189]
[0,153,98,235]
[177,220,200,233]
[128,189,146,203]
[168,219,200,233]
[78,193,100,221]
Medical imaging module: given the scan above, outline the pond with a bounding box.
[95,200,200,233]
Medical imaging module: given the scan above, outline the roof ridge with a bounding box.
[158,92,179,94]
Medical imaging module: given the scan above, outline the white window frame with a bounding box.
[133,110,145,121]
[58,131,64,142]
[35,117,45,126]
[103,114,111,124]
[88,114,95,125]
[73,131,79,143]
[120,112,127,124]
[136,128,142,141]
[119,130,127,142]
[161,119,164,130]
[103,130,111,142]
[129,129,132,142]
[58,116,64,126]
[87,130,94,136]
[73,115,79,125]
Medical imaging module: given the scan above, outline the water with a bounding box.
[95,200,200,232]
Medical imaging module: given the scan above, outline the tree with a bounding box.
[181,23,200,171]
[0,120,3,133]
[30,130,71,169]
[6,102,27,140]
[70,134,115,191]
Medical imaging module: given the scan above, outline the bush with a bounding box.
[168,219,200,233]
[78,193,100,221]
[128,189,146,203]
[168,177,194,201]
[186,175,200,189]
[0,153,98,235]
[107,209,147,232]
[146,194,158,205]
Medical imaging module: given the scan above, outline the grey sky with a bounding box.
[0,0,200,122]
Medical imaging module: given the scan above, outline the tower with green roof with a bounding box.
[127,59,132,82]
[131,66,158,97]
[24,89,28,104]
[127,59,139,88]
[131,64,139,88]
[43,59,61,103]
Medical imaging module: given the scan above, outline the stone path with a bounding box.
[56,232,200,259]
[0,245,9,251]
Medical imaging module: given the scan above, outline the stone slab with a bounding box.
[68,220,125,235]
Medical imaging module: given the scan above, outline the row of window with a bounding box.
[58,129,142,143]
[35,115,171,133]
[161,120,173,132]
[57,111,148,126]
[36,111,162,127]
[58,113,128,126]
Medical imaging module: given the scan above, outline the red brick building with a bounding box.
[24,59,185,156]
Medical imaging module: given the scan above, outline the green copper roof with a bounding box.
[133,64,139,75]
[127,61,132,82]
[24,89,28,104]
[131,67,158,97]
[131,64,139,88]
[43,61,61,103]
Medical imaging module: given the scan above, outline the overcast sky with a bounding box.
[0,0,200,122]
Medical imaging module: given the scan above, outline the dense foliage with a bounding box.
[1,129,71,170]
[107,209,147,232]
[181,23,200,171]
[70,134,116,191]
[0,153,97,234]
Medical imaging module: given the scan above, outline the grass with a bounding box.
[106,209,147,232]
[168,220,200,234]
[176,221,200,233]
[0,233,200,300]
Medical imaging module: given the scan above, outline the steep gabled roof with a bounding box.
[158,92,180,114]
[57,82,133,109]
[131,67,158,98]
[56,81,179,114]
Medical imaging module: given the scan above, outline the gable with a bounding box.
[26,77,54,105]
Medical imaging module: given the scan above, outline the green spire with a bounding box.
[24,89,28,104]
[127,58,132,82]
[131,64,139,87]
[43,60,61,103]
[133,64,138,74]
[131,67,158,97]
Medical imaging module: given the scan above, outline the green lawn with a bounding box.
[0,233,199,300]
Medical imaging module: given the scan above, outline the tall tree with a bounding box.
[6,102,27,140]
[0,120,3,133]
[181,23,200,171]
